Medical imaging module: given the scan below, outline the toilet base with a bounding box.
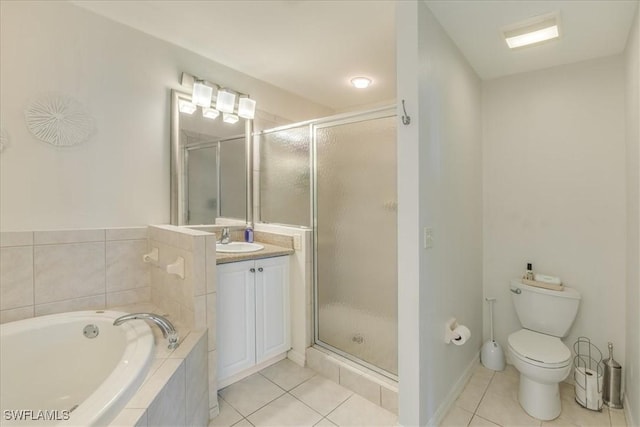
[518,374,562,421]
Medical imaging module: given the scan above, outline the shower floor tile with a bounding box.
[210,358,398,427]
[441,362,629,427]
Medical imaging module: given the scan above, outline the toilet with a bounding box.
[508,279,581,421]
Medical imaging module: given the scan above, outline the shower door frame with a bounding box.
[311,106,398,381]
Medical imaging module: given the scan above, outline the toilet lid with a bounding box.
[508,329,571,366]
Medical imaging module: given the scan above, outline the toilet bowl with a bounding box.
[508,280,581,421]
[508,329,572,420]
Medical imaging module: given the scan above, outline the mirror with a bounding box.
[170,90,250,225]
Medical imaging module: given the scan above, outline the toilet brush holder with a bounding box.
[481,297,505,371]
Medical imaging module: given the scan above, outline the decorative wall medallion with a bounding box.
[24,94,95,147]
[0,128,8,152]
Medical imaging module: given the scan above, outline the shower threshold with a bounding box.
[306,345,399,414]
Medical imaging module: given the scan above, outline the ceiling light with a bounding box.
[351,77,372,89]
[216,89,236,113]
[202,108,220,120]
[223,113,239,124]
[178,99,196,114]
[238,97,256,119]
[192,81,213,107]
[503,13,560,49]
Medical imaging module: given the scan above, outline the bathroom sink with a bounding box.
[216,242,264,253]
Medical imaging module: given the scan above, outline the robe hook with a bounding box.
[401,99,411,125]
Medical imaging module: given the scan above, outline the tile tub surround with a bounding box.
[108,303,209,427]
[147,224,220,419]
[0,228,150,323]
[306,346,399,415]
[441,363,629,427]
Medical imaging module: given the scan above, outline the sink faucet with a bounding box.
[113,313,179,349]
[220,227,231,244]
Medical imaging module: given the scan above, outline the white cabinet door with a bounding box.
[216,260,256,382]
[255,256,290,363]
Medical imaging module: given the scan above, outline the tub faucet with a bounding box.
[220,227,231,244]
[113,313,179,349]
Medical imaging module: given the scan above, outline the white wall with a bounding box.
[0,1,332,232]
[483,56,627,371]
[397,2,483,425]
[625,5,640,425]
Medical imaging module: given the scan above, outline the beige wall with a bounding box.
[483,55,627,370]
[625,4,640,425]
[0,1,332,231]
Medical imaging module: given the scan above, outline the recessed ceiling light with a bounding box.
[351,77,372,89]
[503,12,560,49]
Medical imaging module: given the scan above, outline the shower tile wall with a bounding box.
[0,227,150,323]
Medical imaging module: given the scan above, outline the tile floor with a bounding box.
[442,363,628,427]
[209,359,399,427]
[209,359,628,427]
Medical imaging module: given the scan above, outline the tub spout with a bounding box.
[113,313,179,350]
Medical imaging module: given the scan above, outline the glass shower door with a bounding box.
[314,111,397,377]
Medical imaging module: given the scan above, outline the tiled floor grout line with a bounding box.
[470,371,495,417]
[322,392,356,423]
[256,370,352,423]
[216,362,399,427]
[223,371,330,424]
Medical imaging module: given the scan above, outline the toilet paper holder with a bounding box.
[445,317,470,345]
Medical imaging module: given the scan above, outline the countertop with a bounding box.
[216,242,295,264]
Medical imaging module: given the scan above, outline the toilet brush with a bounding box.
[481,297,505,371]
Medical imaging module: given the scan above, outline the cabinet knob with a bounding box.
[258,267,264,272]
[250,268,256,273]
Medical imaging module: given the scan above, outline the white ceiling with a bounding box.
[426,0,639,80]
[72,0,638,111]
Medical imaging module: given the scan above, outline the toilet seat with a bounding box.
[508,329,571,369]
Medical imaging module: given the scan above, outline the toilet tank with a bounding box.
[510,280,581,337]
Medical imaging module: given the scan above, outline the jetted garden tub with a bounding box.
[0,310,154,426]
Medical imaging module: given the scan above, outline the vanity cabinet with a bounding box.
[216,256,290,386]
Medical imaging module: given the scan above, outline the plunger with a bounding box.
[481,297,505,371]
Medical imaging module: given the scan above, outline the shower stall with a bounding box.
[258,107,398,379]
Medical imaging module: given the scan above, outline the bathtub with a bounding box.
[0,310,154,426]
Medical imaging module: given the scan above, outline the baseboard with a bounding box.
[287,349,306,367]
[624,394,638,427]
[427,353,480,427]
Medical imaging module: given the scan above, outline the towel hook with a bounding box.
[401,99,411,125]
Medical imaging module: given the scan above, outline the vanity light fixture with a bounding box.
[192,80,213,107]
[178,99,197,114]
[503,12,560,49]
[202,108,220,120]
[351,77,372,89]
[180,72,256,123]
[222,113,240,124]
[238,96,256,119]
[216,89,236,114]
